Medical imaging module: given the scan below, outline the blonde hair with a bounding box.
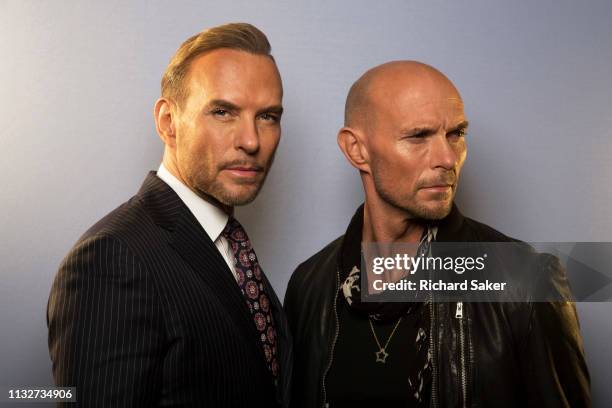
[161,23,273,108]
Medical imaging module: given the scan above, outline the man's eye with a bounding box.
[212,109,229,117]
[259,113,279,122]
[406,132,427,139]
[449,129,467,138]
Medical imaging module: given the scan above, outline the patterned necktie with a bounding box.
[222,217,279,381]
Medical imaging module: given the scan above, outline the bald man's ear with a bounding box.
[154,98,177,149]
[337,127,371,174]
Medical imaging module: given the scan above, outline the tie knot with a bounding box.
[222,217,249,244]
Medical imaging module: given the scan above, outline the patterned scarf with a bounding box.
[338,205,435,404]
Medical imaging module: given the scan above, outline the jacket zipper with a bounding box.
[456,301,467,408]
[429,298,439,408]
[427,236,439,408]
[321,267,341,408]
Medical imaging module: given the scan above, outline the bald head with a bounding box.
[338,60,468,221]
[344,61,462,129]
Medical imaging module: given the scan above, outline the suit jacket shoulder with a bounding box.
[48,200,167,406]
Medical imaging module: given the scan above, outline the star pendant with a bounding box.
[375,348,389,363]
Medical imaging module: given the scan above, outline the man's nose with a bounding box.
[235,117,260,154]
[429,133,457,170]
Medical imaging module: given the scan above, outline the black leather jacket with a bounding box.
[284,204,591,408]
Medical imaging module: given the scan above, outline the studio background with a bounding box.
[1,0,611,406]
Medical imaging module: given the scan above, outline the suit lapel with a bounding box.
[169,208,262,344]
[138,172,290,399]
[137,173,263,356]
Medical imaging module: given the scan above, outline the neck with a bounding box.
[162,152,234,216]
[361,191,427,295]
[362,195,426,244]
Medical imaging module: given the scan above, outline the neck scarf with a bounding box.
[337,204,434,405]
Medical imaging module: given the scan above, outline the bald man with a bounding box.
[284,61,590,407]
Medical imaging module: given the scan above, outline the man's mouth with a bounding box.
[223,165,264,178]
[420,184,452,193]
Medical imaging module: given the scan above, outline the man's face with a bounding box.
[173,49,283,207]
[366,74,467,220]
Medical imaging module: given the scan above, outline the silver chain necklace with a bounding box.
[368,317,403,363]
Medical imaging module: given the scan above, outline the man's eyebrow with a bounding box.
[401,120,469,136]
[206,99,241,111]
[205,99,283,116]
[401,126,437,136]
[257,105,284,116]
[449,120,469,133]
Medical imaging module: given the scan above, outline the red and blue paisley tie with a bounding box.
[222,217,279,381]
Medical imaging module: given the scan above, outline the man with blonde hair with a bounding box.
[48,23,292,407]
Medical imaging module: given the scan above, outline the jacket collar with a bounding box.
[338,203,364,281]
[136,171,184,231]
[156,164,229,242]
[338,202,467,274]
[435,203,467,242]
[136,172,291,401]
[136,172,257,335]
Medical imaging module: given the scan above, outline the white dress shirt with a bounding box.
[156,163,237,279]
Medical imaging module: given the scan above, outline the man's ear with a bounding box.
[337,126,371,174]
[154,98,177,149]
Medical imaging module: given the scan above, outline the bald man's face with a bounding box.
[365,73,467,220]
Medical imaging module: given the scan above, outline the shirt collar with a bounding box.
[156,163,229,242]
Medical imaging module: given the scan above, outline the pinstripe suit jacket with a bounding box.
[47,172,293,407]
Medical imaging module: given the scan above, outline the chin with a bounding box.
[413,200,453,220]
[217,186,261,207]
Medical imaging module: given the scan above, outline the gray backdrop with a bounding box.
[1,0,611,406]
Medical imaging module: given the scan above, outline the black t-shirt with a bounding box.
[325,298,430,408]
